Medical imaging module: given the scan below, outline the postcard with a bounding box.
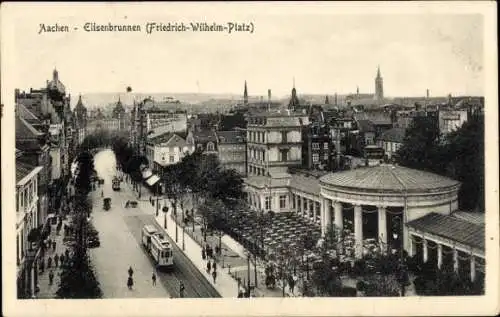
[1,1,498,316]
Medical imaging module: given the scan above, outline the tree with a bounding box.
[396,116,448,174]
[444,114,484,211]
[311,255,343,296]
[57,151,102,298]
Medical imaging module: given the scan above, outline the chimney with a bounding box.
[268,89,271,111]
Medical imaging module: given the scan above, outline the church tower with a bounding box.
[243,81,248,106]
[375,66,384,102]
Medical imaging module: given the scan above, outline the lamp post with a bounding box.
[175,201,179,243]
[155,182,159,216]
[181,202,185,251]
[246,250,251,297]
[163,206,169,229]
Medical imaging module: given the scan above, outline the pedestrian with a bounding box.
[39,258,45,274]
[179,282,185,298]
[101,190,104,197]
[60,253,65,266]
[65,248,70,259]
[212,261,217,272]
[202,248,206,260]
[127,276,134,290]
[212,270,217,283]
[47,238,52,250]
[128,266,134,277]
[47,256,52,268]
[52,241,56,252]
[152,272,156,286]
[49,270,54,285]
[54,254,59,267]
[207,260,211,274]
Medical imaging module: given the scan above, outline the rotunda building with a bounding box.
[319,164,461,259]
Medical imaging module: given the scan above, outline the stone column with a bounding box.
[470,255,476,282]
[316,202,321,224]
[326,200,332,228]
[453,248,459,272]
[437,244,443,269]
[378,206,387,251]
[321,197,328,236]
[333,201,343,232]
[354,204,363,259]
[408,235,415,257]
[295,194,299,213]
[423,239,428,263]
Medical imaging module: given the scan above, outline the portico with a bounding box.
[407,212,485,282]
[319,164,461,259]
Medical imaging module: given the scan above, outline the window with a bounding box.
[16,192,19,212]
[312,143,319,150]
[169,155,175,163]
[324,153,329,160]
[324,142,329,149]
[265,196,271,210]
[280,149,288,162]
[312,153,319,163]
[292,194,296,209]
[207,142,215,151]
[279,195,287,209]
[281,131,287,143]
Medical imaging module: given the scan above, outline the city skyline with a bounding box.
[5,4,485,99]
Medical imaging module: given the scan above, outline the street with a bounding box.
[89,149,220,298]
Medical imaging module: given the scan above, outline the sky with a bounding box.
[3,3,487,99]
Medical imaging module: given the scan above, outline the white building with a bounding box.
[439,109,468,136]
[146,132,195,173]
[16,161,43,298]
[376,127,405,160]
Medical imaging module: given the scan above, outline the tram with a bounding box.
[141,225,174,269]
[112,176,121,191]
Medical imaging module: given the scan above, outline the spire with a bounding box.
[325,95,330,105]
[53,68,59,80]
[377,65,381,78]
[243,80,248,106]
[356,86,359,95]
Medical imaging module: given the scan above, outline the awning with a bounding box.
[145,174,160,186]
[142,169,153,179]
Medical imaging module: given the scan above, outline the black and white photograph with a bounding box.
[1,2,498,317]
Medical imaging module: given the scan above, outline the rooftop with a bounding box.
[16,115,44,139]
[379,127,406,143]
[320,164,460,193]
[16,161,36,183]
[407,212,484,251]
[289,174,321,196]
[216,130,245,144]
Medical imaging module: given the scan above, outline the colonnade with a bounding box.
[409,232,484,282]
[321,196,404,259]
[291,193,321,225]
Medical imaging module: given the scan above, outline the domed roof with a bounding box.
[320,164,460,193]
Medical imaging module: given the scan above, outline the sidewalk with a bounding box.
[128,180,302,297]
[35,217,72,299]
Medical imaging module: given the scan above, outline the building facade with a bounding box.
[216,130,247,175]
[246,110,309,177]
[146,132,195,173]
[302,123,334,171]
[376,127,405,160]
[439,109,469,136]
[16,160,43,299]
